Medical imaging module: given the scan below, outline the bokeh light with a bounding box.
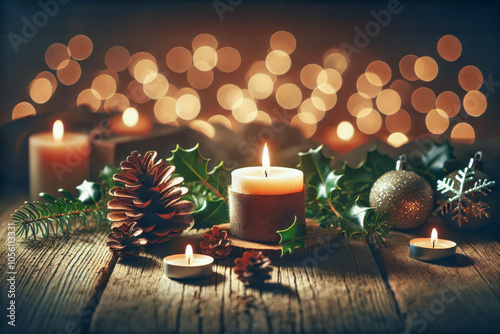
[77,89,101,112]
[337,121,354,141]
[104,93,129,113]
[265,50,291,75]
[425,109,449,134]
[208,115,232,129]
[217,84,243,110]
[458,65,483,91]
[193,46,218,71]
[189,120,216,139]
[356,108,382,135]
[311,88,337,111]
[128,52,157,78]
[299,98,325,123]
[35,71,57,93]
[347,93,373,117]
[45,43,70,70]
[389,79,412,104]
[187,67,213,90]
[399,54,419,81]
[415,56,439,82]
[317,69,342,94]
[385,109,411,134]
[387,133,409,147]
[300,64,322,89]
[463,90,487,117]
[376,89,401,115]
[154,97,178,124]
[192,33,218,50]
[68,34,93,60]
[270,30,296,54]
[91,74,117,100]
[276,83,302,109]
[105,46,130,72]
[437,35,462,62]
[143,73,169,99]
[127,80,150,104]
[57,60,81,85]
[411,87,436,113]
[166,47,192,73]
[290,114,317,138]
[216,47,241,73]
[366,60,391,86]
[451,122,475,144]
[12,102,36,121]
[29,78,52,104]
[122,107,139,127]
[133,59,158,84]
[436,91,461,117]
[232,98,258,123]
[248,73,274,99]
[357,73,382,98]
[176,94,201,120]
[324,53,348,74]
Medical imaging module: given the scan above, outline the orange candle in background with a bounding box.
[29,120,90,199]
[111,107,153,135]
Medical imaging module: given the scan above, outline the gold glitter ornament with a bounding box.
[369,155,434,229]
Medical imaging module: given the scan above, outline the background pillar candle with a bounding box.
[29,120,90,199]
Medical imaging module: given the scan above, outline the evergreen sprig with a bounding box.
[12,190,109,240]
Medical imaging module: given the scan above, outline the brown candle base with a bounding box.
[229,186,306,243]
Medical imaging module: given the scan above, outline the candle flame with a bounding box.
[431,228,438,247]
[262,143,270,177]
[122,107,139,127]
[185,244,193,266]
[53,120,64,142]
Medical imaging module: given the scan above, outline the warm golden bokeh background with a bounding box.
[2,0,499,155]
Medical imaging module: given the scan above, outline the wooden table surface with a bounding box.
[1,195,499,334]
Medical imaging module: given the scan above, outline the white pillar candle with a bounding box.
[231,144,304,195]
[29,120,90,199]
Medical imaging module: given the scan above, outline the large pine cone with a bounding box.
[234,250,273,285]
[200,226,231,258]
[107,151,194,244]
[107,223,147,258]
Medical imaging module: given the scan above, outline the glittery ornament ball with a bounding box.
[369,170,434,229]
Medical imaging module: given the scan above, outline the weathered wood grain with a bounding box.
[90,232,401,334]
[0,200,115,334]
[374,226,500,334]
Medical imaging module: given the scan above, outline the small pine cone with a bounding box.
[107,151,194,244]
[200,226,231,258]
[107,223,147,258]
[234,250,273,285]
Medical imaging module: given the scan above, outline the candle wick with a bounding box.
[188,258,191,266]
[265,170,268,178]
[432,240,435,249]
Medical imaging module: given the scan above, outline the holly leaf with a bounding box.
[76,180,102,205]
[337,149,394,206]
[278,217,306,256]
[338,198,371,237]
[191,198,229,231]
[207,161,232,197]
[298,145,342,200]
[167,144,229,201]
[412,140,455,183]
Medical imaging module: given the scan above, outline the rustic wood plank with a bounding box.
[0,199,115,334]
[374,226,500,334]
[90,230,401,334]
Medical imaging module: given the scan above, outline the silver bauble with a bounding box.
[369,156,434,229]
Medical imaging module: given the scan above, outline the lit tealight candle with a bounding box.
[112,107,153,135]
[410,228,457,261]
[29,120,90,199]
[163,245,214,279]
[229,144,306,243]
